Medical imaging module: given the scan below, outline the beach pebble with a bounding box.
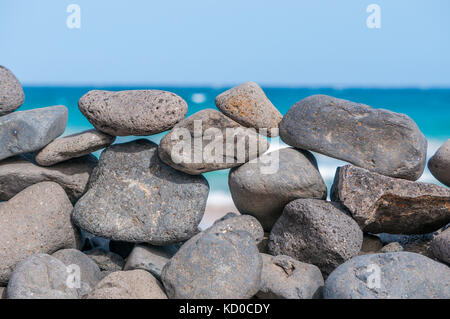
[6,254,79,299]
[323,252,450,299]
[0,182,80,285]
[431,227,450,264]
[268,199,363,276]
[0,105,68,161]
[381,242,404,253]
[85,270,167,299]
[0,65,24,116]
[35,129,115,166]
[331,165,450,234]
[280,95,427,181]
[0,154,98,203]
[72,139,209,244]
[215,82,282,137]
[86,248,124,272]
[52,249,103,297]
[428,139,450,187]
[229,148,327,231]
[257,254,324,299]
[161,230,262,299]
[360,234,383,255]
[158,109,269,175]
[78,90,187,136]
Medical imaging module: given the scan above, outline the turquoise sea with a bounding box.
[19,87,450,205]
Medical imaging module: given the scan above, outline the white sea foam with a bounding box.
[191,93,206,104]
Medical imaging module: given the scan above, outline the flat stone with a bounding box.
[72,139,209,244]
[0,65,24,116]
[0,105,68,161]
[85,270,167,299]
[428,139,450,187]
[431,227,450,264]
[381,242,404,253]
[35,129,115,166]
[331,165,450,234]
[161,230,262,299]
[229,148,327,230]
[215,81,282,137]
[0,182,80,285]
[280,95,427,181]
[158,109,269,175]
[323,252,450,299]
[268,199,363,276]
[6,254,79,299]
[257,254,324,299]
[0,154,98,203]
[85,248,124,272]
[78,90,187,136]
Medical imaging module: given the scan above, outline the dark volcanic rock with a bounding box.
[229,148,327,230]
[431,227,450,264]
[161,230,262,299]
[0,65,24,116]
[428,139,450,187]
[280,95,427,181]
[158,109,269,175]
[268,199,363,276]
[324,252,450,299]
[72,139,209,244]
[0,105,68,161]
[78,90,187,136]
[331,165,450,234]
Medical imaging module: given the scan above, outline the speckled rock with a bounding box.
[431,227,450,264]
[78,90,187,136]
[86,270,167,299]
[381,242,404,253]
[268,199,363,276]
[6,254,79,299]
[158,109,269,175]
[0,105,68,161]
[0,66,24,116]
[161,230,262,299]
[0,154,98,203]
[72,139,209,244]
[229,148,327,230]
[280,95,427,181]
[86,248,124,272]
[331,165,450,234]
[257,254,324,299]
[52,249,102,296]
[324,252,450,299]
[428,139,450,187]
[215,82,282,137]
[0,182,80,285]
[35,129,115,166]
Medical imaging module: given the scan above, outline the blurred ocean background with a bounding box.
[19,87,450,219]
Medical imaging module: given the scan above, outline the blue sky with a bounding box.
[1,0,449,87]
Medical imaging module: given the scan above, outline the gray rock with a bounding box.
[268,199,363,276]
[257,254,324,299]
[0,66,24,116]
[86,248,124,272]
[229,148,327,231]
[6,254,79,299]
[85,270,167,299]
[158,109,269,175]
[52,249,103,296]
[324,252,450,299]
[258,232,270,253]
[0,182,80,285]
[0,287,5,299]
[72,139,209,244]
[431,227,450,264]
[331,165,450,234]
[280,95,427,181]
[381,242,404,253]
[0,105,68,161]
[428,139,450,187]
[35,129,115,166]
[161,230,262,299]
[0,154,98,203]
[215,81,282,137]
[78,90,187,136]
[360,234,383,255]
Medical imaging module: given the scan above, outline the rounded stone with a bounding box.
[381,242,404,253]
[431,227,450,264]
[0,65,24,116]
[78,90,187,136]
[428,139,450,187]
[85,248,125,272]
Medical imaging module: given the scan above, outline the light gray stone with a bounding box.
[381,242,404,253]
[0,65,24,116]
[428,139,450,187]
[431,227,450,264]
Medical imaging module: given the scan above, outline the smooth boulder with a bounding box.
[428,139,450,187]
[72,139,209,244]
[0,105,68,161]
[280,95,427,181]
[78,90,187,136]
[431,227,450,264]
[229,148,327,230]
[0,65,24,116]
[331,165,450,234]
